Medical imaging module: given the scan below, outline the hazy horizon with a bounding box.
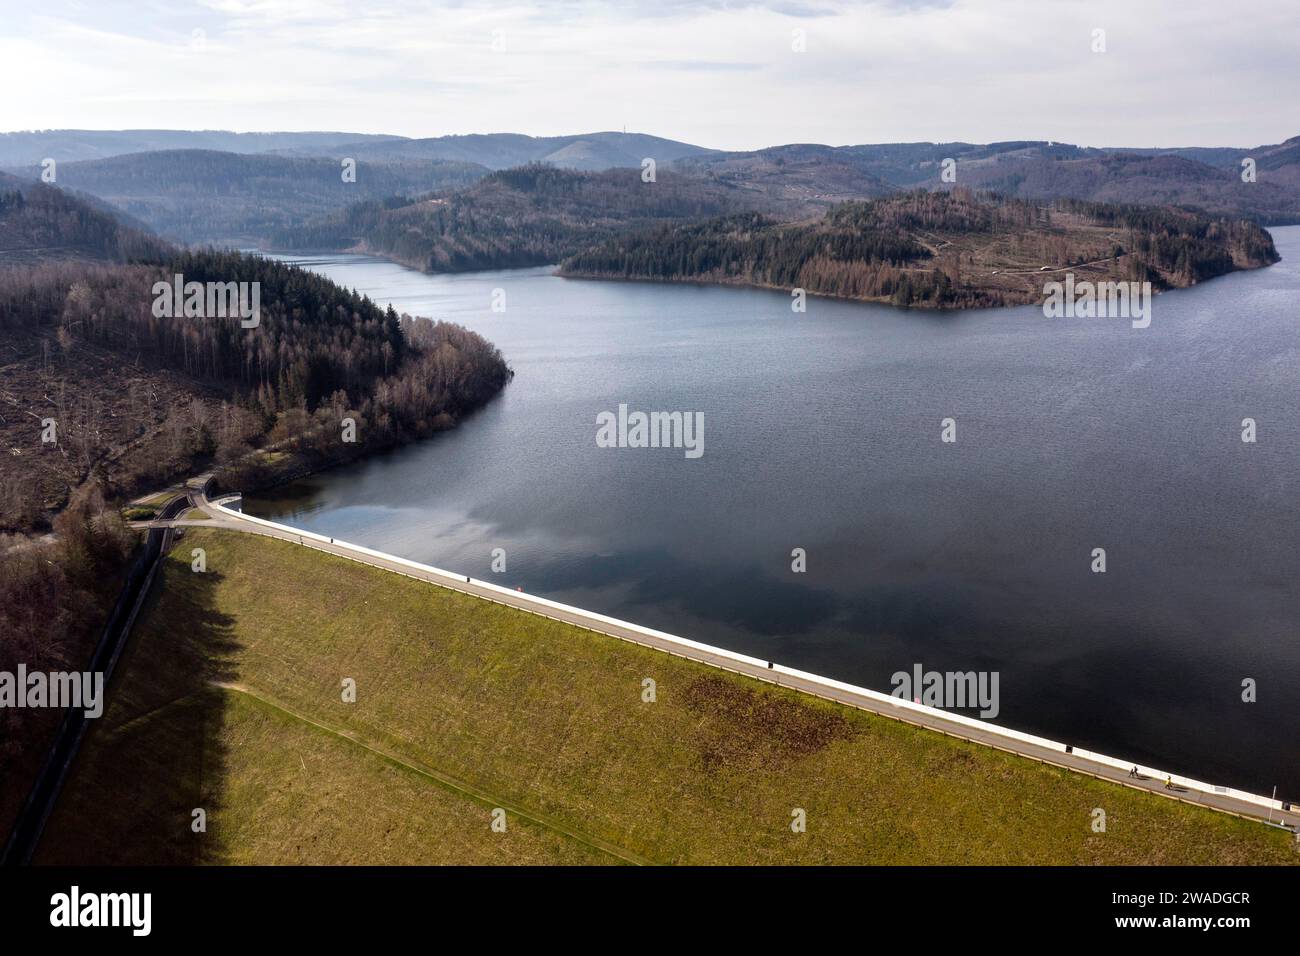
[0,125,1296,153]
[3,0,1297,151]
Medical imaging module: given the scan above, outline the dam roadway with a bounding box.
[167,479,1299,835]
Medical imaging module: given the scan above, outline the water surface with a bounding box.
[251,233,1300,796]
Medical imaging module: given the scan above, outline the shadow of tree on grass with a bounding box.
[35,544,242,865]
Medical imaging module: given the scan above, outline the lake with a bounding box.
[252,231,1300,797]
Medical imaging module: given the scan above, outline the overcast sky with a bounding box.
[1,0,1296,149]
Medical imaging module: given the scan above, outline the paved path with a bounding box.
[169,483,1298,835]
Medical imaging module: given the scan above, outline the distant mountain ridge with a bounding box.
[0,130,406,166]
[0,128,714,172]
[948,151,1300,225]
[681,138,1300,223]
[4,130,1299,251]
[271,130,716,172]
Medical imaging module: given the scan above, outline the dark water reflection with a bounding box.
[250,236,1300,796]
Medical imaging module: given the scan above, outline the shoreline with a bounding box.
[554,251,1281,311]
[213,384,509,504]
[268,231,1285,315]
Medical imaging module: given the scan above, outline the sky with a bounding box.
[1,0,1296,150]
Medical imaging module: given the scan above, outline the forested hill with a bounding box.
[0,248,511,530]
[0,172,170,264]
[950,153,1300,226]
[273,163,773,273]
[679,138,1300,224]
[0,190,512,843]
[2,150,488,246]
[558,190,1280,309]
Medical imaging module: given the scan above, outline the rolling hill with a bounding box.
[273,130,715,171]
[0,173,514,847]
[2,150,490,246]
[671,143,894,208]
[273,163,773,272]
[8,130,1299,251]
[680,138,1300,224]
[559,189,1280,309]
[0,129,405,167]
[0,170,169,264]
[946,151,1300,225]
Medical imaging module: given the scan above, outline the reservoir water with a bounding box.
[252,231,1300,796]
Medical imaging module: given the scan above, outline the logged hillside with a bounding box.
[0,245,511,841]
[0,172,169,264]
[672,143,893,209]
[292,141,1298,280]
[559,190,1280,308]
[275,163,770,273]
[0,250,511,530]
[3,150,489,246]
[0,179,513,846]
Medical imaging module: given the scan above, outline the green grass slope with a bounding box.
[38,529,1298,865]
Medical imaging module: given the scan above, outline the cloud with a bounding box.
[2,0,1295,149]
